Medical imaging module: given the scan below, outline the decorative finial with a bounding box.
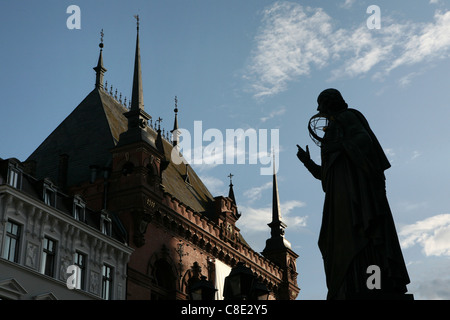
[228,173,236,203]
[134,14,140,31]
[174,95,178,113]
[99,29,104,49]
[228,173,234,185]
[156,117,163,130]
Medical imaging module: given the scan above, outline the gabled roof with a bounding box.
[26,87,215,214]
[27,88,120,187]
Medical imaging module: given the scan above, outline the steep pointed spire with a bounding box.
[228,173,236,203]
[130,15,144,113]
[171,96,179,146]
[93,29,107,89]
[116,16,152,147]
[271,155,282,227]
[262,153,299,300]
[268,153,287,239]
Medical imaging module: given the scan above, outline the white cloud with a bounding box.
[238,200,307,233]
[260,106,286,122]
[246,2,450,98]
[387,11,450,72]
[341,0,355,9]
[246,3,333,98]
[411,150,422,160]
[398,71,422,87]
[243,181,272,202]
[399,213,450,256]
[199,175,225,196]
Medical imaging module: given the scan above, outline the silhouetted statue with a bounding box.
[297,88,411,300]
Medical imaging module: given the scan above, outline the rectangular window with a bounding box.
[101,220,110,236]
[101,213,112,236]
[74,252,86,290]
[101,264,113,300]
[7,169,20,188]
[40,237,56,277]
[74,205,84,222]
[3,221,21,262]
[44,189,54,206]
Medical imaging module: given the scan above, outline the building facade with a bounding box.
[0,158,133,300]
[0,20,300,300]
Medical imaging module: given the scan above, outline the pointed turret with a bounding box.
[93,29,107,90]
[228,173,236,204]
[263,155,290,252]
[116,15,152,147]
[130,15,145,113]
[155,117,164,154]
[268,156,287,239]
[262,155,300,300]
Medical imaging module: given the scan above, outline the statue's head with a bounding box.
[317,88,348,115]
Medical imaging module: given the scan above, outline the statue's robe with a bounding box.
[305,108,410,299]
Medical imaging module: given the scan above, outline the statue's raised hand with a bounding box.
[296,144,310,164]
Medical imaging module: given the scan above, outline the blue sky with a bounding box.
[1,0,450,300]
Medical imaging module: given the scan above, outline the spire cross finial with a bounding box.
[100,29,104,46]
[228,173,234,185]
[174,96,178,113]
[156,117,163,130]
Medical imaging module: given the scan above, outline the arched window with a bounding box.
[151,259,177,300]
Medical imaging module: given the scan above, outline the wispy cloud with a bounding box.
[199,174,226,196]
[387,11,450,72]
[341,0,356,9]
[399,213,450,256]
[245,3,333,98]
[244,181,272,202]
[411,150,422,160]
[398,71,423,87]
[260,106,286,123]
[238,200,307,233]
[245,2,450,98]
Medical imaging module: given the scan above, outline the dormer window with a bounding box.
[7,164,22,189]
[73,196,86,222]
[44,188,54,206]
[74,205,84,222]
[43,180,56,207]
[100,211,112,236]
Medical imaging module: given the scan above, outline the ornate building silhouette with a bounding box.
[0,20,299,300]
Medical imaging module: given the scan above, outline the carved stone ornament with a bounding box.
[133,208,154,247]
[25,242,39,269]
